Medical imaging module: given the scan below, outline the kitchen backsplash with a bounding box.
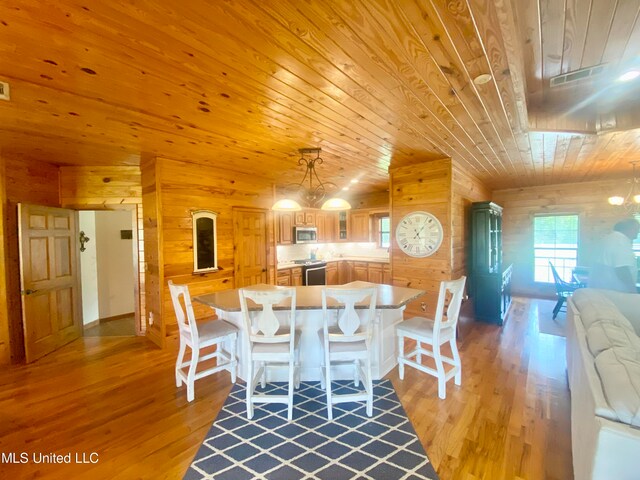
[277,242,389,263]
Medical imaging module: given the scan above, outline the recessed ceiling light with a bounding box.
[350,179,359,184]
[342,187,349,191]
[618,70,640,82]
[473,73,492,85]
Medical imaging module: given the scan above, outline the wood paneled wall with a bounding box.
[0,162,145,363]
[0,157,10,364]
[59,166,145,332]
[390,158,492,319]
[151,158,275,336]
[3,158,60,363]
[349,190,390,210]
[141,157,165,348]
[493,179,628,297]
[390,158,453,318]
[451,163,492,281]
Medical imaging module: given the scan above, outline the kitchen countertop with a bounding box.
[277,257,389,270]
[194,281,423,312]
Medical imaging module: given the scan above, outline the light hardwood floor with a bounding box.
[0,297,572,480]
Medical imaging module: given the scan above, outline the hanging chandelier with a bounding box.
[272,148,351,212]
[608,161,640,214]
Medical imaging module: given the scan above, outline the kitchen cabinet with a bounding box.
[339,261,353,284]
[350,210,370,242]
[354,262,368,281]
[367,263,383,284]
[469,201,512,325]
[291,267,303,286]
[382,264,391,284]
[326,262,339,285]
[295,211,316,226]
[277,270,291,286]
[336,211,349,241]
[315,211,334,243]
[277,212,294,245]
[277,267,303,286]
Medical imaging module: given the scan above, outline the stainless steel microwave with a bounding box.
[294,226,318,244]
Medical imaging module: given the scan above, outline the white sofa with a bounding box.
[566,289,640,480]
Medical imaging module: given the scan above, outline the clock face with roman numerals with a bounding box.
[395,211,443,258]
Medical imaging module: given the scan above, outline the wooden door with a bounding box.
[233,208,268,287]
[18,204,82,363]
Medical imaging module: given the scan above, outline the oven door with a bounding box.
[304,265,326,286]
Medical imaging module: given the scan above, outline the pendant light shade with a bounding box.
[320,197,352,211]
[272,148,351,211]
[271,198,302,211]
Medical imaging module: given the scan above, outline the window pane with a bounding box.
[379,216,390,248]
[533,215,579,283]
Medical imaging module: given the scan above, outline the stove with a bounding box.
[293,259,327,285]
[293,259,327,267]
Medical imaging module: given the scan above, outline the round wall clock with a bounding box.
[395,211,444,257]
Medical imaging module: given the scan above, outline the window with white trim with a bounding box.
[533,214,579,283]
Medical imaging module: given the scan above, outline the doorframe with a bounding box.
[76,205,142,336]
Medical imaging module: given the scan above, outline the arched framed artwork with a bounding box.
[192,210,218,273]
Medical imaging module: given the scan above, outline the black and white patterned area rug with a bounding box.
[184,380,439,480]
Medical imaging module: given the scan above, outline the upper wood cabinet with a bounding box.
[315,211,334,242]
[277,212,294,245]
[294,211,316,226]
[350,210,370,242]
[335,211,349,241]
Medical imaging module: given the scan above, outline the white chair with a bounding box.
[168,281,238,402]
[319,286,377,420]
[239,285,300,421]
[396,276,466,399]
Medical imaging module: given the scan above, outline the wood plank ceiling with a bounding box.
[0,0,639,194]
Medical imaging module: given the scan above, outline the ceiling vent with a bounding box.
[550,64,607,88]
[0,81,9,101]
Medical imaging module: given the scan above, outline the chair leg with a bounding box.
[186,347,199,402]
[552,297,565,319]
[175,341,186,387]
[397,334,405,380]
[365,356,373,417]
[325,352,333,420]
[260,361,266,388]
[287,356,295,421]
[354,359,360,387]
[416,340,422,364]
[294,348,300,389]
[229,335,237,384]
[450,338,461,386]
[433,343,446,400]
[246,359,254,419]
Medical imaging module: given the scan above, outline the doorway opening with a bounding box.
[79,210,137,337]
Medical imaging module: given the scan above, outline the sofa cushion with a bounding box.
[587,322,640,356]
[572,289,633,330]
[598,290,640,336]
[594,347,640,427]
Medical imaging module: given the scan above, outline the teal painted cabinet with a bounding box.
[469,201,512,325]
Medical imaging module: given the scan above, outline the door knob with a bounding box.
[21,289,38,295]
